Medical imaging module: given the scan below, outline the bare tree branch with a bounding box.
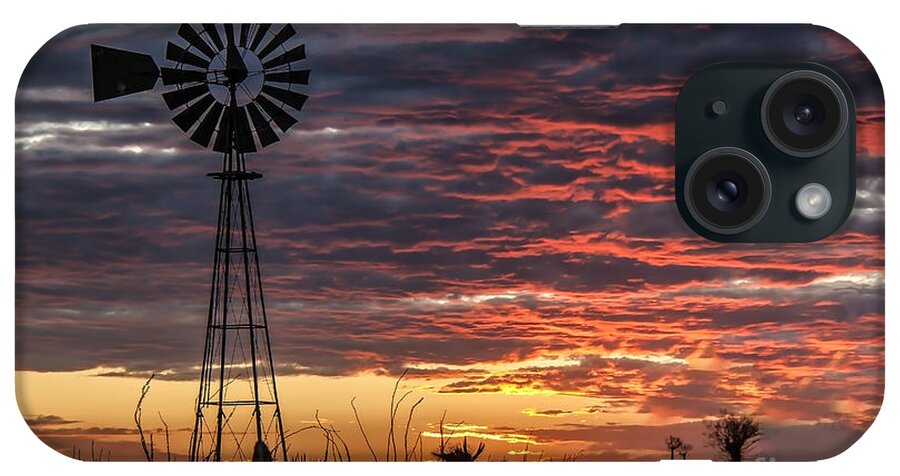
[350,396,378,461]
[403,397,424,461]
[134,373,155,461]
[386,369,409,461]
[158,411,171,461]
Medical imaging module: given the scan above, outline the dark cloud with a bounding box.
[25,414,80,427]
[33,426,140,436]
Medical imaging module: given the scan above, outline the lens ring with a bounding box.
[684,147,772,235]
[761,70,849,158]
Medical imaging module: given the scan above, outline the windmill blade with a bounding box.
[254,95,297,132]
[177,24,216,59]
[172,93,215,132]
[245,101,279,147]
[261,44,306,70]
[239,24,250,47]
[191,102,224,148]
[249,24,271,53]
[166,42,210,69]
[212,106,234,152]
[160,67,207,86]
[202,24,225,51]
[261,84,308,112]
[234,106,258,153]
[90,45,159,102]
[224,24,236,47]
[257,24,296,60]
[264,69,310,86]
[162,83,210,110]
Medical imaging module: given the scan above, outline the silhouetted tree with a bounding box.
[678,443,693,460]
[665,435,684,460]
[704,410,762,461]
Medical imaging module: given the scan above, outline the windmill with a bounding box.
[90,23,309,461]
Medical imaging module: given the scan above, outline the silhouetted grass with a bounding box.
[132,368,507,462]
[71,440,111,462]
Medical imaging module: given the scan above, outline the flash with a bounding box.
[795,183,832,220]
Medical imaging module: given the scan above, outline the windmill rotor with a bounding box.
[91,23,310,154]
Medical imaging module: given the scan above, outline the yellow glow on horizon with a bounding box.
[14,367,625,460]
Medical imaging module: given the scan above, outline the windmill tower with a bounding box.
[90,24,309,461]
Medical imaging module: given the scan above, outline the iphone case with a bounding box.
[15,24,884,462]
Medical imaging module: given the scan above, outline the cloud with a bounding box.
[32,426,140,436]
[25,414,80,427]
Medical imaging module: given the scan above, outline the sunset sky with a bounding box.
[15,24,884,461]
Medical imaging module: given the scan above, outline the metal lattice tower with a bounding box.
[90,23,310,461]
[188,90,287,462]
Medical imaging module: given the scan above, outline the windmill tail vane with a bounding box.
[90,23,310,462]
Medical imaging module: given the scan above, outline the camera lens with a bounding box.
[793,104,815,124]
[716,180,739,203]
[684,147,771,235]
[708,174,747,212]
[761,70,849,158]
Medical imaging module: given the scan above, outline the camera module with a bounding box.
[677,63,856,241]
[684,147,772,235]
[761,70,849,158]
